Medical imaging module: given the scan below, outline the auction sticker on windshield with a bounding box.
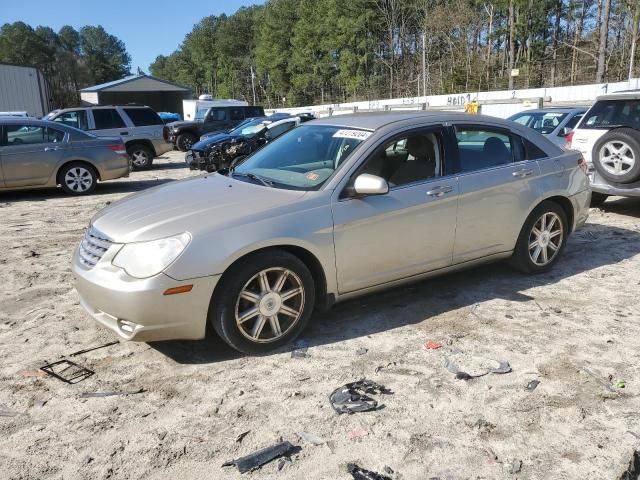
[333,129,372,140]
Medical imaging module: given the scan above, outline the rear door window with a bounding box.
[92,109,126,130]
[455,127,518,173]
[53,110,88,130]
[123,108,163,126]
[46,127,66,143]
[6,125,46,145]
[583,100,640,129]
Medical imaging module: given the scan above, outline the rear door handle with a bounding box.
[44,146,59,152]
[426,185,453,197]
[120,131,129,136]
[512,168,534,178]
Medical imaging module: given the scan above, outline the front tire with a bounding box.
[209,250,316,354]
[510,201,568,274]
[59,162,97,195]
[176,133,196,152]
[127,144,154,170]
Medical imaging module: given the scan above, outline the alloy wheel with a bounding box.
[235,267,305,343]
[64,167,93,192]
[131,150,149,167]
[528,212,563,266]
[599,140,636,176]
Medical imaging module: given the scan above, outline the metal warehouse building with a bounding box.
[80,74,191,114]
[0,63,52,117]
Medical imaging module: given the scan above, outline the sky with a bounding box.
[3,0,263,72]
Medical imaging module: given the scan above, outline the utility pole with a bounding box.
[422,32,427,98]
[250,65,257,105]
[630,1,640,81]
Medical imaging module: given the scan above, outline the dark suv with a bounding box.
[167,105,265,151]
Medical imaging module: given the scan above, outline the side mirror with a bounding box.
[353,173,389,196]
[558,127,571,137]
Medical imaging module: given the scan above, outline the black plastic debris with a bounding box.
[329,379,392,415]
[69,341,119,357]
[79,388,144,398]
[347,463,392,480]
[444,355,511,380]
[526,380,540,391]
[222,441,296,473]
[235,430,250,443]
[40,359,94,384]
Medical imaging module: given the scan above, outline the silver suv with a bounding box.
[44,105,172,170]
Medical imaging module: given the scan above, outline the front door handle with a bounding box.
[120,131,129,136]
[44,146,59,152]
[512,168,534,178]
[426,185,453,197]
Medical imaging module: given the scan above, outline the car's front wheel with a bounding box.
[209,250,316,354]
[176,133,196,152]
[510,201,568,274]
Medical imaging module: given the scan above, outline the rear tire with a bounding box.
[209,250,316,354]
[592,128,640,184]
[176,133,196,152]
[590,192,608,208]
[127,144,153,170]
[510,201,568,274]
[59,162,97,195]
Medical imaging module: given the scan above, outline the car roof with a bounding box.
[596,90,640,101]
[51,105,152,113]
[309,111,522,130]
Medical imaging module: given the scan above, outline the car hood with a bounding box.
[91,174,307,243]
[192,133,242,150]
[169,120,200,129]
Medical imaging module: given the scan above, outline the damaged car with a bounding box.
[186,116,300,172]
[72,112,590,354]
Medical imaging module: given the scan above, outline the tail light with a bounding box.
[163,126,169,142]
[107,144,127,155]
[578,157,588,176]
[565,131,574,148]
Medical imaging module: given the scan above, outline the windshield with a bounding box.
[195,108,209,121]
[232,125,370,190]
[229,118,270,137]
[510,111,568,134]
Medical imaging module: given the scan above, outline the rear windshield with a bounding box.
[582,100,640,129]
[123,108,162,126]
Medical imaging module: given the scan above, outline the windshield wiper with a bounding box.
[230,171,273,187]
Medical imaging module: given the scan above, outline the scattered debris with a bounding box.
[277,458,286,471]
[83,455,94,465]
[235,431,250,443]
[26,250,40,258]
[383,466,394,475]
[79,388,144,398]
[466,416,496,434]
[443,353,511,380]
[291,347,308,359]
[356,347,368,356]
[33,399,47,408]
[424,341,442,350]
[222,440,297,473]
[581,368,620,393]
[619,450,639,480]
[297,432,325,446]
[526,380,540,391]
[0,406,22,417]
[375,362,396,374]
[40,359,94,384]
[18,369,47,378]
[509,459,523,474]
[349,427,369,439]
[157,430,168,441]
[329,379,393,414]
[347,463,392,480]
[69,341,119,357]
[615,381,626,389]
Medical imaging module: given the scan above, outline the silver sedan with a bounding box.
[72,112,590,353]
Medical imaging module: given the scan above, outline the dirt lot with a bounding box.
[1,151,639,480]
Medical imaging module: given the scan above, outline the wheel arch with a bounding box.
[211,245,329,311]
[533,195,575,233]
[125,139,156,157]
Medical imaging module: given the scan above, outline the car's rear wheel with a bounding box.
[127,144,153,170]
[209,250,316,354]
[592,128,640,184]
[59,162,97,195]
[590,192,609,208]
[176,133,196,152]
[510,201,568,274]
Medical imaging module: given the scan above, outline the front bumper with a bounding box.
[72,243,220,342]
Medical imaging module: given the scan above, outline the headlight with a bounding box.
[112,232,191,279]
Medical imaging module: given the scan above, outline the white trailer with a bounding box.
[0,63,52,117]
[182,99,248,120]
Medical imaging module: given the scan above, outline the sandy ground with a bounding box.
[1,151,640,480]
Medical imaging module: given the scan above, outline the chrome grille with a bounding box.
[78,226,113,268]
